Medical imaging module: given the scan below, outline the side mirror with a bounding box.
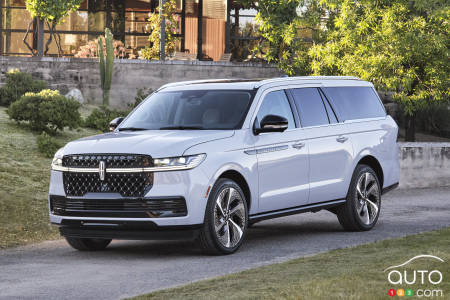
[109,117,124,131]
[254,114,288,135]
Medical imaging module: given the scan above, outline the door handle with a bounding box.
[336,136,348,143]
[292,142,305,149]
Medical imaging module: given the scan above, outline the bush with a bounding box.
[84,106,126,132]
[37,132,61,158]
[0,69,47,106]
[128,87,153,110]
[8,89,81,132]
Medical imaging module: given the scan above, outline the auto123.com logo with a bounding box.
[384,255,445,297]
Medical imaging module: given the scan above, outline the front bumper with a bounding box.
[49,165,211,229]
[58,219,201,240]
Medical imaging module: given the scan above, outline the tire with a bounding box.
[65,237,111,251]
[198,178,248,255]
[337,164,381,231]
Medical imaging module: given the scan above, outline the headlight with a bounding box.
[51,148,66,171]
[153,154,206,171]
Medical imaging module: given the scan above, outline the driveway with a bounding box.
[0,187,449,300]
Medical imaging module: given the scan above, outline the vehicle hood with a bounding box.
[62,130,235,157]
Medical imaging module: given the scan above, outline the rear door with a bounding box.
[253,88,310,213]
[288,86,354,204]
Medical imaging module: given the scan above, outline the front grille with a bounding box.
[62,153,154,197]
[62,154,153,168]
[50,196,187,218]
[63,172,153,197]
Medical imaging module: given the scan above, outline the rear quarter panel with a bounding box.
[345,116,400,189]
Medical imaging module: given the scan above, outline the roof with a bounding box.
[157,76,364,92]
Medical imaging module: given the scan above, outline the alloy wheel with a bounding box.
[213,187,246,248]
[355,172,380,225]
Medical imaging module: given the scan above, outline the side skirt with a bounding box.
[249,199,346,223]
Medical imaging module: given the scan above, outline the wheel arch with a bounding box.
[357,155,384,188]
[217,170,252,211]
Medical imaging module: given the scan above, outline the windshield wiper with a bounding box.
[118,127,149,131]
[159,126,205,130]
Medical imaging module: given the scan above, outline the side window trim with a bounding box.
[318,88,340,123]
[285,89,302,128]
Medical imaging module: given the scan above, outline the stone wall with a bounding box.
[398,143,450,189]
[0,56,282,108]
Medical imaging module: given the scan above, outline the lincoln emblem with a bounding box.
[99,161,105,181]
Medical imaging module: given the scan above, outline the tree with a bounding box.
[238,0,329,75]
[310,0,449,141]
[25,0,82,56]
[139,0,180,60]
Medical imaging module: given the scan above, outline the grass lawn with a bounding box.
[130,228,450,300]
[0,107,99,248]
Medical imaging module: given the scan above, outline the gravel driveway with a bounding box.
[0,187,449,300]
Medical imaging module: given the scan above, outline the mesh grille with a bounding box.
[62,154,153,168]
[63,172,153,197]
[50,196,187,218]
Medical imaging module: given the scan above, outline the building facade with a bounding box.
[0,0,258,61]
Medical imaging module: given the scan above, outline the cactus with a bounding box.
[98,28,114,106]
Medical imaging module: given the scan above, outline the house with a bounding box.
[0,0,258,61]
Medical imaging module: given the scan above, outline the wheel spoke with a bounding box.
[226,188,235,212]
[224,223,231,248]
[216,196,225,217]
[364,172,370,192]
[366,198,379,216]
[356,183,364,198]
[229,219,243,240]
[362,204,370,224]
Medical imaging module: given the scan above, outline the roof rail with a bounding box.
[157,79,245,91]
[254,76,361,88]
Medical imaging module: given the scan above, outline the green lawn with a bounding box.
[0,107,99,248]
[129,228,450,300]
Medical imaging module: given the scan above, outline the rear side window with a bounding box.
[291,88,329,127]
[322,87,386,121]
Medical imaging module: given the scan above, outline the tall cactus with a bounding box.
[98,28,114,106]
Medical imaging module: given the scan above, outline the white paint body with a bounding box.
[49,77,400,227]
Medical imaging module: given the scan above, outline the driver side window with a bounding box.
[256,90,295,130]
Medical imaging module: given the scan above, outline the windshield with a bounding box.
[119,90,255,130]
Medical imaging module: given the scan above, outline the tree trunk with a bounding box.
[37,18,44,57]
[405,113,416,142]
[159,0,166,60]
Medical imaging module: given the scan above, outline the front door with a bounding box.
[253,89,310,213]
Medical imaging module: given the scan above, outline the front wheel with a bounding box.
[198,178,248,255]
[65,237,111,251]
[337,164,381,231]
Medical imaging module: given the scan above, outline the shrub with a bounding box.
[0,69,47,106]
[8,89,81,132]
[128,87,153,110]
[73,38,126,58]
[84,106,125,132]
[37,132,61,158]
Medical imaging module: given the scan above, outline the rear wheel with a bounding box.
[65,237,111,251]
[198,178,248,255]
[337,164,381,231]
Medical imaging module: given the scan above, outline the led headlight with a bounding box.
[51,148,66,171]
[153,154,206,171]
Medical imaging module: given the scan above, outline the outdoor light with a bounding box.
[152,154,206,170]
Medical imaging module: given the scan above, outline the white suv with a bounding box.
[49,76,400,254]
